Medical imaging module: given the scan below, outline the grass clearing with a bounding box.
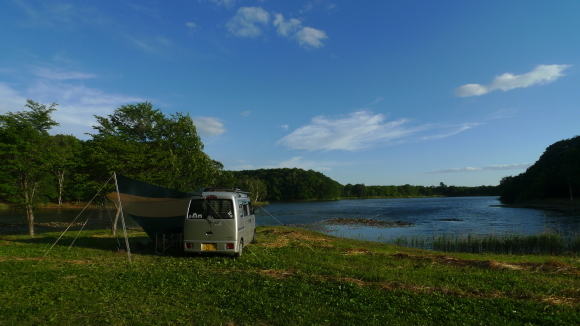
[1,225,580,325]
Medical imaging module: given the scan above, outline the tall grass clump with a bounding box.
[0,203,10,210]
[435,233,580,255]
[389,233,580,255]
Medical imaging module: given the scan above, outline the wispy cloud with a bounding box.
[30,66,97,80]
[424,163,532,174]
[420,123,480,141]
[192,116,226,137]
[0,83,27,114]
[12,1,76,28]
[206,0,239,10]
[277,111,477,151]
[278,111,412,151]
[125,33,172,53]
[26,80,144,137]
[0,66,144,138]
[227,8,328,49]
[455,64,571,97]
[241,110,251,117]
[369,96,383,105]
[226,7,270,37]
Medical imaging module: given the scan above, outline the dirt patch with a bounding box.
[343,248,372,255]
[542,296,578,307]
[259,269,296,279]
[258,229,330,248]
[391,252,580,274]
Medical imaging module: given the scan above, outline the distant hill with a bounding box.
[500,135,580,204]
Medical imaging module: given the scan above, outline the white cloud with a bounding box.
[228,10,328,48]
[273,13,328,49]
[241,110,250,116]
[273,14,301,37]
[193,116,226,136]
[281,124,289,130]
[295,26,328,49]
[226,7,270,37]
[424,163,532,174]
[186,22,197,30]
[455,64,571,97]
[277,111,416,151]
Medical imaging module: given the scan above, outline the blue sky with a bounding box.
[1,0,578,187]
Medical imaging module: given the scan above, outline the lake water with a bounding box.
[2,197,579,244]
[254,197,580,243]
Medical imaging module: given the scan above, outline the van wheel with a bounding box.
[234,239,244,258]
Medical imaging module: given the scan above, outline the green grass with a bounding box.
[1,225,580,325]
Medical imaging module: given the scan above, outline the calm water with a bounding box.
[2,197,579,243]
[254,197,580,242]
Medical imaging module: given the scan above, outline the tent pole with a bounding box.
[114,173,132,265]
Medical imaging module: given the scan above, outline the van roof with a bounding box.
[190,187,250,198]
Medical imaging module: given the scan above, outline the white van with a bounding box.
[183,188,257,257]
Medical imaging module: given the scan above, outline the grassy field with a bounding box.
[1,224,579,325]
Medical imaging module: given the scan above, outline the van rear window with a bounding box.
[188,199,233,219]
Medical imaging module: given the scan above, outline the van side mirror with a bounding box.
[252,208,260,214]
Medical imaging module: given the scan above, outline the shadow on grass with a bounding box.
[1,223,174,256]
[2,223,246,259]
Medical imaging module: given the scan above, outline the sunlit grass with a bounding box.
[1,225,579,325]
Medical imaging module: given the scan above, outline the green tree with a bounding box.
[87,102,221,191]
[236,177,268,202]
[0,100,59,236]
[500,136,580,203]
[48,134,83,205]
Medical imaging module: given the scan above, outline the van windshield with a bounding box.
[188,199,234,219]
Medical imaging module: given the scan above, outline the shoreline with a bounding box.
[492,200,580,212]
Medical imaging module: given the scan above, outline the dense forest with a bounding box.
[1,100,499,235]
[499,136,580,204]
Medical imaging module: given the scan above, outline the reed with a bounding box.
[388,233,580,255]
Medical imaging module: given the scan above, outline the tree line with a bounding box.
[499,135,580,204]
[1,100,499,236]
[0,101,227,236]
